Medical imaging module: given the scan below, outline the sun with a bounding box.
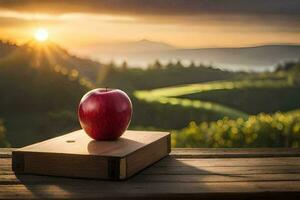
[34,28,49,42]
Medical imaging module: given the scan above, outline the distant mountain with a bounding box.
[170,45,300,71]
[77,39,174,56]
[76,41,300,71]
[106,39,175,53]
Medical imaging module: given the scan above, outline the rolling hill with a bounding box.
[0,40,103,82]
[77,40,300,71]
[0,40,95,146]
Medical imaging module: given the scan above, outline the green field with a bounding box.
[134,78,293,119]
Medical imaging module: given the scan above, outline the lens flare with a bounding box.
[34,28,48,42]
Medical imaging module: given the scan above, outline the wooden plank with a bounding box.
[4,157,300,175]
[1,181,300,199]
[0,148,13,158]
[141,165,300,175]
[171,148,300,158]
[156,157,300,167]
[3,148,300,158]
[5,157,300,169]
[2,156,300,183]
[3,173,300,185]
[130,174,300,183]
[3,157,300,176]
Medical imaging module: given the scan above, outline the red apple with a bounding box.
[78,88,132,141]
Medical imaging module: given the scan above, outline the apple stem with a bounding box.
[105,87,108,92]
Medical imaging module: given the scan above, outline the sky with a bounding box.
[0,0,300,49]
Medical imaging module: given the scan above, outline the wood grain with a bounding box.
[171,148,300,158]
[126,135,170,178]
[14,130,169,157]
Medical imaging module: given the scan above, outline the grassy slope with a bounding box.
[0,41,90,147]
[182,86,300,114]
[134,78,292,120]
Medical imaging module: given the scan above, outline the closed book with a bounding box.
[12,130,170,180]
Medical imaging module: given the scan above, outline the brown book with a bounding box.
[12,130,170,180]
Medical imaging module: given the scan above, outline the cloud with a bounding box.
[0,9,136,29]
[0,10,66,28]
[0,0,299,16]
[0,17,31,27]
[0,0,299,26]
[0,9,135,23]
[1,0,299,29]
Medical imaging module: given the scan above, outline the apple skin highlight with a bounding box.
[78,88,132,141]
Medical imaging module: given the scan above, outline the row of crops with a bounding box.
[172,110,300,148]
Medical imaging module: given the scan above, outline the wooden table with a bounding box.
[1,148,300,199]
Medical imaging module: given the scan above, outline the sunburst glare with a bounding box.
[34,28,49,42]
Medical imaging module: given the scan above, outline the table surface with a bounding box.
[1,148,300,199]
